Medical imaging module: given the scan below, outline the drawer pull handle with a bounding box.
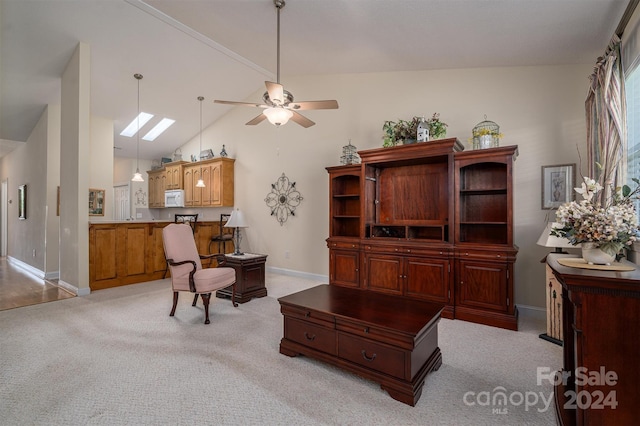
[361,350,377,362]
[364,327,369,333]
[305,312,310,318]
[304,332,316,341]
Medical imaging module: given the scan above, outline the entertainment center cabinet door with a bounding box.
[364,253,403,295]
[405,256,451,306]
[329,244,361,288]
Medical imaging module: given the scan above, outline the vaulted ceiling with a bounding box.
[0,0,629,160]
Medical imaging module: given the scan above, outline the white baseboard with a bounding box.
[7,256,88,296]
[516,304,546,321]
[7,256,45,280]
[266,266,328,282]
[58,280,91,296]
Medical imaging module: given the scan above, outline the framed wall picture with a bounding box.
[18,184,26,220]
[89,188,105,216]
[541,164,575,209]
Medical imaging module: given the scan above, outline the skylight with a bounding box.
[143,118,175,141]
[120,112,153,137]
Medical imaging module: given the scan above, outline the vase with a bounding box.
[581,242,615,265]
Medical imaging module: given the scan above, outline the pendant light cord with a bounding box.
[198,96,204,177]
[134,73,143,172]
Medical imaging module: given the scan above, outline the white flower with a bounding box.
[552,176,640,256]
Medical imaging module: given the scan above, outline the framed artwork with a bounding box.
[18,184,26,220]
[541,164,575,209]
[89,188,105,216]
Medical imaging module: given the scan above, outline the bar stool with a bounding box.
[209,213,234,254]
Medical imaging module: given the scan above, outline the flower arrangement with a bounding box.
[382,114,448,147]
[552,176,640,256]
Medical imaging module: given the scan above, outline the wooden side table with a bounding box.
[216,253,267,303]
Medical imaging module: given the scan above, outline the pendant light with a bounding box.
[131,73,145,182]
[195,96,205,188]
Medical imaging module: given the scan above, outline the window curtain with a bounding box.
[585,35,627,205]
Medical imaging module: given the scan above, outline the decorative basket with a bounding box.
[472,116,501,149]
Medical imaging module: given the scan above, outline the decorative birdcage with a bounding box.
[472,116,502,149]
[340,140,361,165]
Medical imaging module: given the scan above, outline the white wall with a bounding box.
[180,64,589,309]
[90,116,114,220]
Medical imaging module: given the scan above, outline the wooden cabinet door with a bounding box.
[456,259,508,312]
[200,162,221,207]
[166,165,182,189]
[183,167,195,206]
[365,254,402,295]
[330,248,360,288]
[405,256,450,304]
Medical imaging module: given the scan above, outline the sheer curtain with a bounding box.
[585,35,627,205]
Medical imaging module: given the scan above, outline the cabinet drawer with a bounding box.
[455,249,514,261]
[280,305,335,328]
[338,332,406,378]
[336,318,413,349]
[285,317,336,355]
[328,241,360,250]
[364,244,450,258]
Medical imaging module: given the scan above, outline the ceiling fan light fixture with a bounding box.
[264,107,293,126]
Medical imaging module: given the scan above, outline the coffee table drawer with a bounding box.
[337,332,406,378]
[285,317,336,355]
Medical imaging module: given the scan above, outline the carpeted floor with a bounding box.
[0,272,561,425]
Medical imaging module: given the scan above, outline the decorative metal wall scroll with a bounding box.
[265,173,303,226]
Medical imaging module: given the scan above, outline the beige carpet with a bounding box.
[0,272,561,425]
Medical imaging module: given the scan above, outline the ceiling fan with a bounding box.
[214,0,338,128]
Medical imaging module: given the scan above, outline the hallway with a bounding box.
[0,257,74,311]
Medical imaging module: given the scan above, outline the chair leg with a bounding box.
[201,293,211,324]
[163,262,169,279]
[192,293,199,306]
[170,292,179,317]
[231,282,238,308]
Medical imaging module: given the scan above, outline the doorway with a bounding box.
[1,179,7,256]
[113,184,130,221]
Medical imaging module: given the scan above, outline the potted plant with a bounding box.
[427,113,448,140]
[382,117,421,147]
[382,114,448,147]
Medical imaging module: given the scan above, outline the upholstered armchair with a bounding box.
[162,223,237,324]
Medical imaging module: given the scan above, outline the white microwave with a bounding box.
[164,189,185,207]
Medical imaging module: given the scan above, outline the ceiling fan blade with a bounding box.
[288,100,339,110]
[290,111,315,128]
[214,100,268,109]
[265,81,285,105]
[246,113,267,126]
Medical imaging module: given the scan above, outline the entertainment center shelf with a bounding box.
[326,140,519,330]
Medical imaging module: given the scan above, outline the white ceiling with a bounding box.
[0,0,630,160]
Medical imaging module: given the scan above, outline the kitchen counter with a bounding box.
[89,220,232,290]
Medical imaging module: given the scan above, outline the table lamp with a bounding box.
[537,222,576,259]
[537,221,575,346]
[225,208,249,255]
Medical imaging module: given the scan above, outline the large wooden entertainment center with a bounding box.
[326,139,519,330]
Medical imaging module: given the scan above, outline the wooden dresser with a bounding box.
[547,253,640,425]
[278,284,443,406]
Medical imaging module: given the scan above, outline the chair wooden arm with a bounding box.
[199,253,228,267]
[166,258,197,292]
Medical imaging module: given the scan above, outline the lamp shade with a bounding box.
[225,209,248,228]
[263,107,293,126]
[537,222,577,249]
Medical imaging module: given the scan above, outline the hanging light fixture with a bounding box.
[195,96,206,188]
[131,73,145,182]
